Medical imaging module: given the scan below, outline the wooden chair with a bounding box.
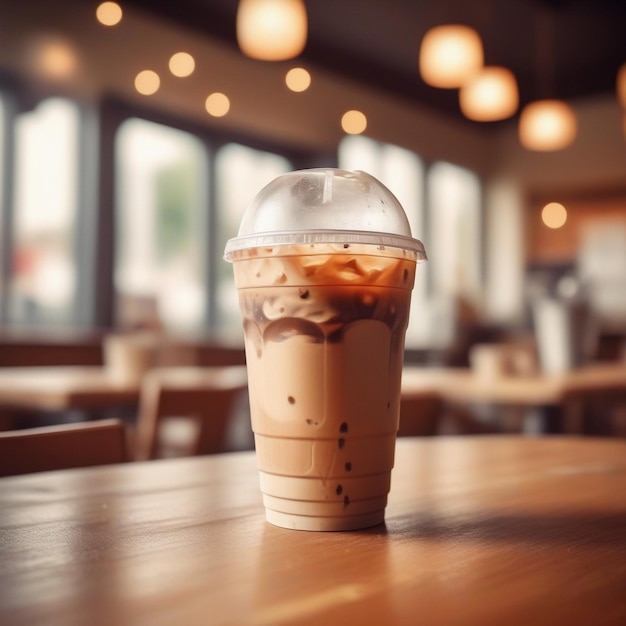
[0,336,103,367]
[398,394,442,437]
[399,391,503,437]
[0,419,127,477]
[133,366,248,461]
[561,386,626,436]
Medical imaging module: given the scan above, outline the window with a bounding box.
[427,161,482,303]
[215,142,292,337]
[0,94,5,318]
[8,98,80,327]
[114,118,208,333]
[339,135,427,346]
[3,88,410,337]
[339,137,484,349]
[0,86,483,346]
[339,135,424,239]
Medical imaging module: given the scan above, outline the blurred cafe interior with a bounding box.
[1,0,626,462]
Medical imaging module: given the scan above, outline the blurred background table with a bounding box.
[0,365,251,458]
[401,362,626,435]
[0,366,140,412]
[1,362,624,439]
[0,365,248,413]
[1,436,625,626]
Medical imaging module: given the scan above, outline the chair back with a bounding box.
[134,366,248,460]
[561,385,626,435]
[0,337,103,367]
[0,419,127,477]
[398,395,442,437]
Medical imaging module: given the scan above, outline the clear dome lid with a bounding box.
[224,168,426,260]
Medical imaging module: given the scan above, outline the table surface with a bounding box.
[1,436,625,626]
[402,362,626,406]
[0,366,139,411]
[1,362,625,414]
[0,365,249,412]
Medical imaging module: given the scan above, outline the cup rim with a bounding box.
[223,229,427,262]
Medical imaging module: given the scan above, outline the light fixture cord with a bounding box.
[535,6,555,99]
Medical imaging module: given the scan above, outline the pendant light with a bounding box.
[236,0,307,61]
[518,6,577,151]
[459,66,519,121]
[419,24,483,88]
[519,100,577,150]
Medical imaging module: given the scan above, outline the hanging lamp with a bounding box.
[236,0,307,61]
[459,66,519,121]
[419,24,483,88]
[519,100,577,151]
[518,6,577,150]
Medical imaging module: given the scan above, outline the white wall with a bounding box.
[482,96,626,323]
[491,96,626,194]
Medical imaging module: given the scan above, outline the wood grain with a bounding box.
[1,436,625,625]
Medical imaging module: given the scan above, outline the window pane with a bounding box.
[8,98,79,327]
[115,118,208,333]
[0,95,4,315]
[338,134,380,180]
[428,161,482,302]
[339,135,424,237]
[215,143,292,336]
[339,135,427,347]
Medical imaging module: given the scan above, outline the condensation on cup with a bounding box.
[224,169,427,531]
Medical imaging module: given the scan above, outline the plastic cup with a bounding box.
[224,169,426,531]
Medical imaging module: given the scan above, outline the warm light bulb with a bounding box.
[96,2,123,26]
[169,52,195,77]
[285,67,311,92]
[35,38,79,80]
[519,100,577,151]
[419,24,483,88]
[237,0,307,61]
[205,92,230,117]
[341,110,367,134]
[134,70,160,95]
[459,66,518,121]
[541,202,567,229]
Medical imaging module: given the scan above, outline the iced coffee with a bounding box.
[224,169,426,531]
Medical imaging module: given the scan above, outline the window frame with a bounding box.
[338,134,486,352]
[1,81,485,338]
[0,79,94,330]
[0,89,16,326]
[97,96,332,332]
[426,159,485,303]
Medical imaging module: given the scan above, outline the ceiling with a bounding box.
[121,0,626,126]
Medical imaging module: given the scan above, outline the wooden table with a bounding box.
[402,362,626,406]
[1,436,625,625]
[0,367,139,412]
[0,366,248,413]
[4,362,625,411]
[402,363,626,433]
[0,363,624,434]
